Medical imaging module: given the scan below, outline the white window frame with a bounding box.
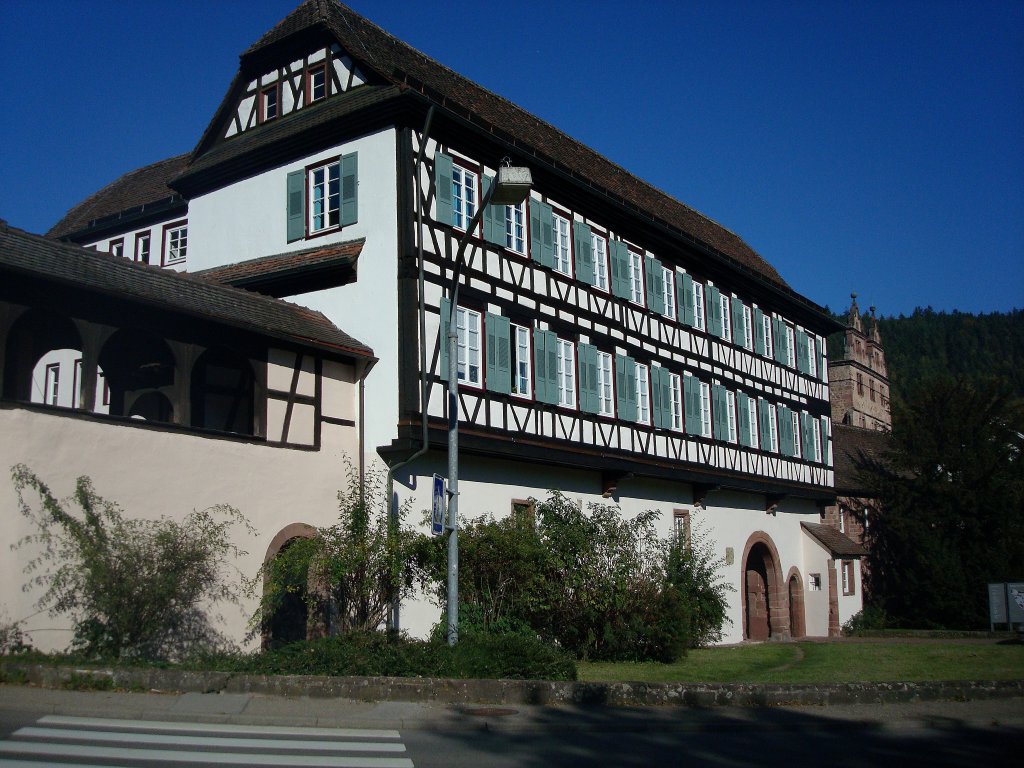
[747,397,759,448]
[135,233,151,264]
[165,224,187,264]
[699,381,712,438]
[743,305,754,351]
[663,267,676,319]
[628,251,644,305]
[44,362,60,406]
[720,293,732,341]
[807,333,818,377]
[692,281,705,331]
[762,312,774,359]
[725,390,737,443]
[511,323,531,399]
[792,409,802,458]
[592,233,609,292]
[504,200,526,254]
[552,212,571,275]
[812,416,822,462]
[556,338,576,408]
[766,402,778,453]
[452,165,478,230]
[839,507,846,534]
[308,64,327,102]
[597,350,614,417]
[786,324,796,368]
[456,307,482,388]
[809,573,822,592]
[841,560,850,594]
[636,363,650,425]
[669,372,682,431]
[309,159,341,233]
[110,239,124,259]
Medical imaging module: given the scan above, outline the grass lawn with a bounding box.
[577,641,1024,684]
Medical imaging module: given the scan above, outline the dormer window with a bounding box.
[307,64,327,103]
[261,84,279,122]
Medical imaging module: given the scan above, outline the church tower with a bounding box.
[829,294,891,431]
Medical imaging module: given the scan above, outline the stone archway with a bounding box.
[262,523,317,650]
[787,567,806,639]
[741,532,787,641]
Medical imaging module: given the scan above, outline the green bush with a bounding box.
[842,606,889,635]
[229,631,575,680]
[11,465,251,661]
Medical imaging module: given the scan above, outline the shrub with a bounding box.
[11,465,251,661]
[251,462,421,641]
[664,516,733,648]
[842,606,889,635]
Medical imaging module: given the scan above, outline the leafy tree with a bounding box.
[664,516,733,647]
[11,465,252,660]
[417,492,731,661]
[251,461,421,639]
[856,377,1024,628]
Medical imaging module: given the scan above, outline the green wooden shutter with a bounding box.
[286,170,305,242]
[796,330,810,374]
[439,297,452,382]
[485,313,511,394]
[530,200,554,268]
[816,337,826,380]
[434,152,454,226]
[650,366,664,428]
[574,221,594,285]
[773,318,786,364]
[707,286,722,337]
[754,308,765,355]
[821,416,831,465]
[609,240,629,299]
[758,397,771,448]
[801,412,814,460]
[737,392,751,447]
[615,354,636,422]
[731,297,745,347]
[578,343,600,414]
[684,375,700,434]
[680,272,695,326]
[645,256,665,314]
[533,328,547,403]
[340,152,358,226]
[711,384,725,440]
[778,406,793,456]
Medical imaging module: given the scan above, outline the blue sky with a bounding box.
[1,0,1021,317]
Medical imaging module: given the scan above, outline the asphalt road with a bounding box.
[0,685,1021,767]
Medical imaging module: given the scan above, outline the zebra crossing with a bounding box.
[0,714,415,767]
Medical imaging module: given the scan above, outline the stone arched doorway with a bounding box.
[262,524,318,650]
[787,567,806,638]
[741,532,787,641]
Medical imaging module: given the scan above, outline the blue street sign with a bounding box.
[431,474,446,536]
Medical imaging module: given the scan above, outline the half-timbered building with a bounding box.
[40,0,862,643]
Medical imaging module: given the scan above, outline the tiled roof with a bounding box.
[832,422,890,495]
[221,0,789,288]
[194,239,363,295]
[801,522,868,558]
[47,154,190,239]
[0,223,373,360]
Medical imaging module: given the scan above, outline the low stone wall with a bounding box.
[3,662,1022,708]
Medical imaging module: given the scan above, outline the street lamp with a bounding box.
[447,160,532,645]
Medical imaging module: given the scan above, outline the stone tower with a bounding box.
[829,294,891,431]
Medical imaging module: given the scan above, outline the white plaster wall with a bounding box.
[86,221,188,272]
[186,129,399,460]
[801,538,833,637]
[0,406,359,652]
[389,452,827,644]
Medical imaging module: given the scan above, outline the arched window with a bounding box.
[190,347,255,435]
[98,328,176,423]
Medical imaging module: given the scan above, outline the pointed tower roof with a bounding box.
[847,293,863,332]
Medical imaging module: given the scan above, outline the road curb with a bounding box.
[2,662,1023,708]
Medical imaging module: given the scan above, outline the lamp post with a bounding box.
[447,162,532,646]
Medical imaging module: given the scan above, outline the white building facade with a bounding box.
[37,0,865,644]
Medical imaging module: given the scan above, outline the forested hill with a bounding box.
[828,308,1024,402]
